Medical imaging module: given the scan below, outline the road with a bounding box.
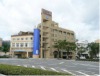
[0,58,99,75]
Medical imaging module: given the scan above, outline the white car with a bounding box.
[80,56,86,59]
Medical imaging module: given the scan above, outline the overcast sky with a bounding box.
[0,0,99,42]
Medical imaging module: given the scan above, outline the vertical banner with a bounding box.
[33,29,40,55]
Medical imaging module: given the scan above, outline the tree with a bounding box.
[65,42,76,59]
[2,42,10,54]
[53,40,76,59]
[53,40,65,58]
[87,42,99,59]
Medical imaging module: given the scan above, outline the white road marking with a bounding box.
[23,65,27,67]
[59,62,64,64]
[32,65,35,68]
[79,70,96,74]
[40,66,46,70]
[61,69,76,75]
[51,68,59,72]
[76,71,90,76]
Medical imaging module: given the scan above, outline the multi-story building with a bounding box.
[0,38,2,47]
[38,9,76,59]
[10,31,33,58]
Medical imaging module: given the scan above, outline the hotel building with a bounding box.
[10,31,33,58]
[38,9,76,59]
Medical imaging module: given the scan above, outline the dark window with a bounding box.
[25,43,28,47]
[31,37,32,40]
[21,38,23,40]
[20,43,23,47]
[26,38,28,40]
[16,43,19,47]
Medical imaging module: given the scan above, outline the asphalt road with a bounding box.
[0,58,99,75]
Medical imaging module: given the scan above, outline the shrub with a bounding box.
[0,64,69,75]
[0,55,10,58]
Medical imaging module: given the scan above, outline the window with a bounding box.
[21,38,24,40]
[59,31,62,34]
[13,38,15,40]
[30,37,32,40]
[20,43,23,47]
[28,42,33,47]
[54,34,57,37]
[67,32,70,35]
[17,38,19,40]
[16,43,19,47]
[26,38,28,40]
[25,43,28,47]
[64,32,66,35]
[12,43,15,47]
[71,33,74,35]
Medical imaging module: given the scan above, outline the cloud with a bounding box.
[0,0,99,42]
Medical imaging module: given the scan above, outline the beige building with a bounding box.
[10,31,33,58]
[38,9,76,59]
[95,39,100,43]
[0,38,2,47]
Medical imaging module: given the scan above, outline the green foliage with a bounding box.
[0,64,69,75]
[0,55,10,58]
[0,47,3,51]
[87,42,99,59]
[54,40,76,52]
[1,43,10,54]
[53,40,76,58]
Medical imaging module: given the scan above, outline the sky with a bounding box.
[0,0,99,42]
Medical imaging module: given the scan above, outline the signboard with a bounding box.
[33,29,40,55]
[42,9,52,17]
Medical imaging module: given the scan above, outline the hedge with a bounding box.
[0,55,10,58]
[0,64,69,75]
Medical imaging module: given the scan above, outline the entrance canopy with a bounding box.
[14,50,26,52]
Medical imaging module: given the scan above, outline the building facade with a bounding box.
[38,9,76,59]
[10,31,33,58]
[76,40,89,59]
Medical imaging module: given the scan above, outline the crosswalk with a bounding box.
[16,64,99,76]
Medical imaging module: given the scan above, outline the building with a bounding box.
[37,9,76,59]
[10,31,33,58]
[95,39,100,43]
[76,40,89,59]
[10,9,76,59]
[0,38,2,47]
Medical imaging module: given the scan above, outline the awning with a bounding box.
[14,50,26,52]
